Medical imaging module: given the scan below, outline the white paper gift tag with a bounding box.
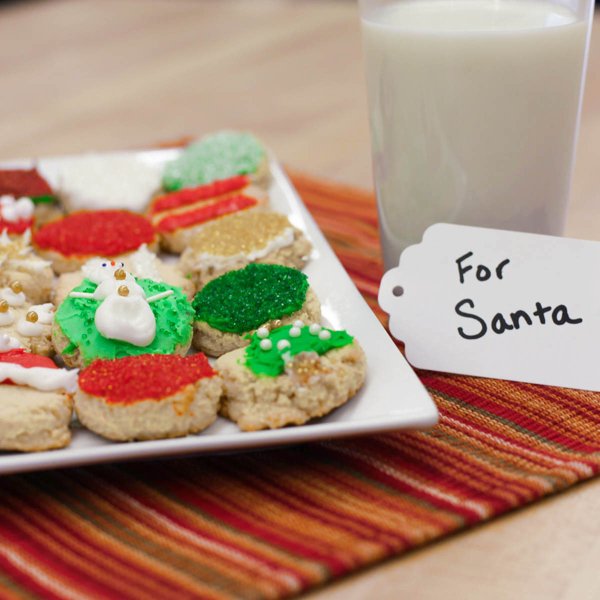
[378,223,598,391]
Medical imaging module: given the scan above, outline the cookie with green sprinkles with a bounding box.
[162,131,270,192]
[215,323,366,431]
[52,276,194,368]
[192,263,321,357]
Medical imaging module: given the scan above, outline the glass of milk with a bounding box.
[360,0,593,271]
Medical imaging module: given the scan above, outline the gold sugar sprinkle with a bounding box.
[286,353,330,386]
[26,311,38,323]
[191,211,290,256]
[114,268,126,281]
[118,285,130,297]
[10,281,22,294]
[0,300,8,313]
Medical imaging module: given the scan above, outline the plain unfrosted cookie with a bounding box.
[149,176,268,254]
[216,324,366,431]
[179,210,312,290]
[75,354,222,441]
[192,263,320,357]
[0,349,76,452]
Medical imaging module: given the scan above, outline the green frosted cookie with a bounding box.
[162,131,267,191]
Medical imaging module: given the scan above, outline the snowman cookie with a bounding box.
[54,245,193,305]
[162,131,270,192]
[179,210,312,289]
[75,353,222,441]
[0,282,55,356]
[0,229,54,304]
[52,262,193,368]
[216,324,366,431]
[0,341,75,452]
[192,263,320,357]
[33,210,157,273]
[149,175,268,254]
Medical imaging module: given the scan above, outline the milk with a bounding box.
[361,0,589,269]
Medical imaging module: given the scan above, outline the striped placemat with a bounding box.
[1,171,599,600]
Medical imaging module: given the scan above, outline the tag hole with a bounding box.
[392,286,404,297]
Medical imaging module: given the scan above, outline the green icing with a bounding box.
[56,278,193,365]
[162,131,266,191]
[31,194,57,205]
[244,324,354,377]
[193,264,309,334]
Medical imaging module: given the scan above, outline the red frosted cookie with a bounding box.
[34,210,157,273]
[75,353,222,441]
[148,175,268,253]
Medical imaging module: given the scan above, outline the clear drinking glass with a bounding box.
[360,0,594,271]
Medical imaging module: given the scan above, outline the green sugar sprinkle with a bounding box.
[56,278,193,365]
[162,131,266,191]
[193,264,309,335]
[244,324,354,377]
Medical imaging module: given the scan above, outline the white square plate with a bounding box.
[0,149,438,475]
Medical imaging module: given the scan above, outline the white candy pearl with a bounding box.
[309,323,321,335]
[277,339,290,351]
[319,330,331,340]
[259,339,272,351]
[289,326,301,338]
[293,320,304,328]
[257,326,269,339]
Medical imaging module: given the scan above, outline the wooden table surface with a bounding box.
[2,1,600,598]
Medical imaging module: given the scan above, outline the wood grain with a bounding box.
[1,1,600,598]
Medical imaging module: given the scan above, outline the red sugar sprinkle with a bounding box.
[0,169,53,198]
[150,175,250,214]
[0,349,57,370]
[79,354,216,404]
[33,210,155,257]
[155,194,258,233]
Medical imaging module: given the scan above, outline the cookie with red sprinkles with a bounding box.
[75,353,222,441]
[33,210,157,273]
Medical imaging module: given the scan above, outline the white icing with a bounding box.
[95,293,156,347]
[93,278,144,301]
[0,310,15,327]
[16,316,45,337]
[0,287,26,307]
[289,327,301,338]
[128,244,163,281]
[277,339,290,351]
[319,330,331,340]
[56,154,161,212]
[309,323,322,335]
[0,334,22,351]
[0,229,51,273]
[193,227,296,271]
[0,196,34,223]
[82,258,127,284]
[259,339,272,351]
[30,303,54,325]
[256,326,269,339]
[0,362,78,393]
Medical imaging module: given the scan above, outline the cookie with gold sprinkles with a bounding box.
[191,263,321,357]
[75,353,222,441]
[216,324,366,431]
[162,131,269,192]
[179,209,312,289]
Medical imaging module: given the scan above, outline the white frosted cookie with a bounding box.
[192,263,321,357]
[75,354,222,441]
[216,324,366,431]
[179,210,312,290]
[0,230,54,304]
[0,346,75,452]
[54,246,193,305]
[54,154,162,213]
